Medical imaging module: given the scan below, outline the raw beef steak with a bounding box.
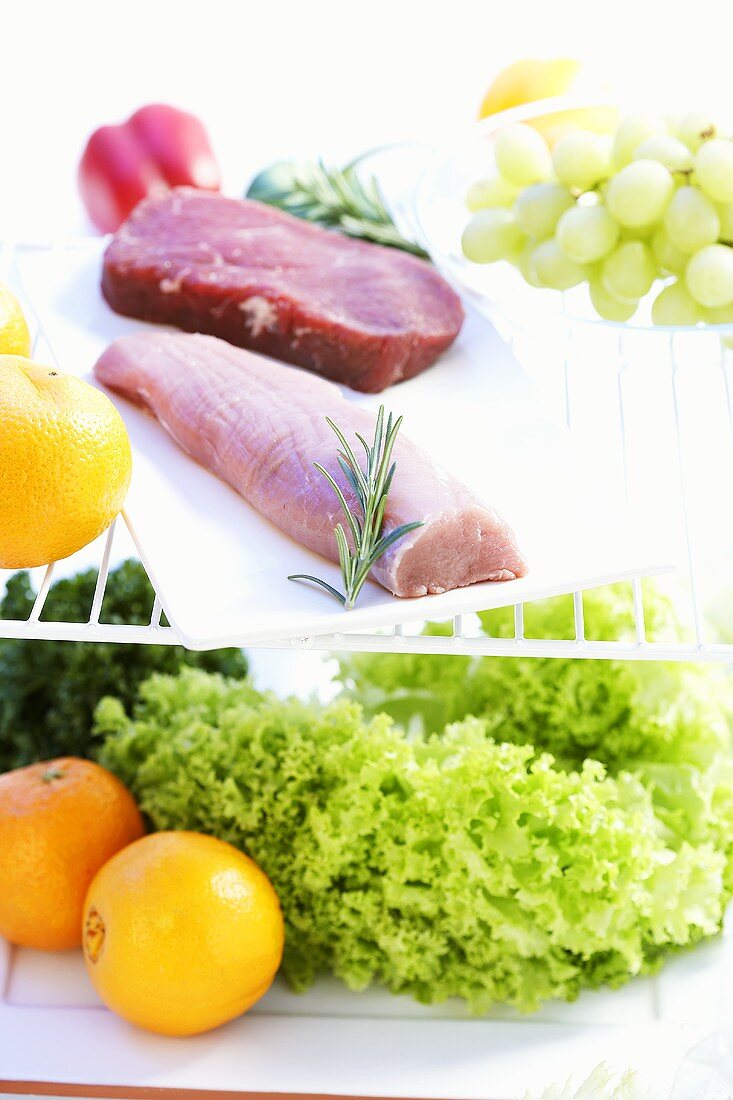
[101,188,464,393]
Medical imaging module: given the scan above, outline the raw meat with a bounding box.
[101,187,464,393]
[94,332,527,598]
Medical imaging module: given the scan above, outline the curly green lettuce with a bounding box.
[98,652,733,1014]
[338,583,733,773]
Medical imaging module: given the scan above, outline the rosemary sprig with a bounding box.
[246,155,428,258]
[289,406,423,610]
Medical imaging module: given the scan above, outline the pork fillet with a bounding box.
[94,332,527,597]
[101,188,464,393]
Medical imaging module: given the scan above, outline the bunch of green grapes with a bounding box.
[462,112,733,327]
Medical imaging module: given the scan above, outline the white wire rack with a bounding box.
[2,237,733,661]
[0,513,178,646]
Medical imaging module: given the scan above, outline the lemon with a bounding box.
[479,59,583,119]
[0,282,31,357]
[478,59,617,145]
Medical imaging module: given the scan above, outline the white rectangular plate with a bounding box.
[15,242,670,649]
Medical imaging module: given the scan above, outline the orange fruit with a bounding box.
[0,282,31,357]
[82,831,285,1036]
[0,758,145,951]
[0,356,132,568]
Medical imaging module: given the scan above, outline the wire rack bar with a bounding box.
[0,620,180,645]
[670,354,706,649]
[573,591,585,642]
[632,578,646,645]
[2,612,727,657]
[267,633,723,660]
[27,565,55,624]
[150,596,164,629]
[88,520,117,625]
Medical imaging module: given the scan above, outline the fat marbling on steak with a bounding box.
[94,331,527,598]
[101,188,464,393]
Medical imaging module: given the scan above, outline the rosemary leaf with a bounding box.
[372,521,424,560]
[288,406,424,610]
[246,156,429,258]
[287,575,346,605]
[337,456,363,504]
[313,463,361,547]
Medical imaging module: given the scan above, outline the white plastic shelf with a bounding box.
[1,236,731,661]
[2,923,726,1097]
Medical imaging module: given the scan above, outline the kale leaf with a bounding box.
[0,560,247,771]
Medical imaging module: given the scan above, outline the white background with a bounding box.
[3,4,733,1094]
[2,0,732,238]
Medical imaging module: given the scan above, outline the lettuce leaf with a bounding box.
[98,620,733,1013]
[523,1063,646,1099]
[338,584,733,773]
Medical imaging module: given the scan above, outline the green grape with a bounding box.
[555,203,619,264]
[514,182,574,239]
[686,243,733,307]
[466,175,518,211]
[602,240,656,301]
[704,302,733,324]
[612,114,667,168]
[664,185,720,252]
[589,276,638,321]
[517,240,544,287]
[695,139,733,202]
[606,160,674,229]
[633,135,693,173]
[531,239,587,290]
[678,112,721,152]
[552,130,611,191]
[494,124,552,186]
[461,209,524,263]
[651,280,702,325]
[718,202,733,243]
[620,222,656,241]
[652,228,689,275]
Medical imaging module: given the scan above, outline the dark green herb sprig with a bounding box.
[289,407,423,610]
[246,156,428,258]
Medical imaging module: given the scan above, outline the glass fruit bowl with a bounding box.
[411,96,733,364]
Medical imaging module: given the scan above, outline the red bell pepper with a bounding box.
[78,104,221,233]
